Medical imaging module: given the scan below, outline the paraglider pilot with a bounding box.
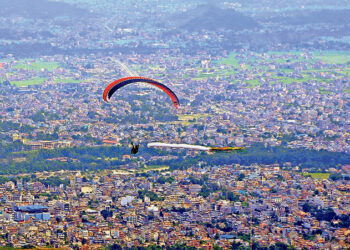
[131,142,139,154]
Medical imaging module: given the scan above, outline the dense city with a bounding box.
[0,164,349,249]
[1,50,350,153]
[0,0,350,249]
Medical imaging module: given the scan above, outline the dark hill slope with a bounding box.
[174,4,258,31]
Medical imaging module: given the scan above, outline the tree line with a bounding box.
[0,143,349,175]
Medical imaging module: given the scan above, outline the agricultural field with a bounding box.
[13,61,60,72]
[139,165,170,172]
[11,77,48,87]
[246,79,261,88]
[3,58,84,87]
[303,172,331,180]
[54,78,82,84]
[216,53,240,67]
[314,52,350,64]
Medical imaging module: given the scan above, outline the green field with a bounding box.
[140,165,170,172]
[14,61,60,71]
[303,172,331,179]
[315,52,350,64]
[279,76,329,86]
[11,77,47,87]
[216,53,240,67]
[319,88,333,94]
[267,51,302,56]
[246,79,261,87]
[273,77,319,84]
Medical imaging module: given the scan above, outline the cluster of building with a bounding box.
[0,164,349,249]
[0,50,349,154]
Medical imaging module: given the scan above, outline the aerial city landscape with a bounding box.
[0,0,349,249]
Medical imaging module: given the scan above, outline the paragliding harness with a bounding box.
[131,142,139,154]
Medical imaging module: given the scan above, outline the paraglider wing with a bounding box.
[148,142,210,151]
[103,76,179,108]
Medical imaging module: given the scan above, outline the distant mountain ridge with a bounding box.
[173,4,259,31]
[0,0,88,19]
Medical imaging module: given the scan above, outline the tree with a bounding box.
[199,186,211,198]
[237,173,245,181]
[231,241,244,249]
[101,210,113,220]
[329,173,342,181]
[269,242,295,250]
[108,243,123,250]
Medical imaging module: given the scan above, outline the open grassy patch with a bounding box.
[192,73,218,79]
[319,88,333,94]
[246,79,261,87]
[216,53,239,67]
[273,77,309,84]
[303,172,331,179]
[12,77,47,87]
[140,165,170,172]
[266,51,301,56]
[14,61,60,71]
[315,52,350,64]
[54,78,81,84]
